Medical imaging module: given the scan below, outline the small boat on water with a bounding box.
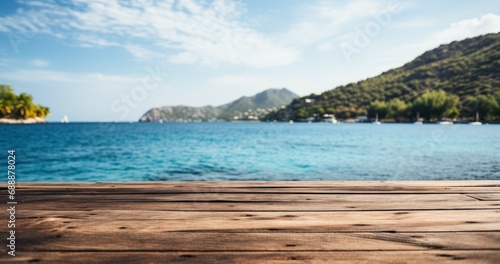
[470,111,482,125]
[324,117,338,124]
[414,112,422,125]
[289,120,294,124]
[437,120,453,125]
[373,113,381,125]
[61,115,69,123]
[322,114,338,124]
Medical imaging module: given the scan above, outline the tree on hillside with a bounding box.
[387,99,409,121]
[491,91,500,119]
[462,94,499,120]
[367,101,388,120]
[412,90,459,121]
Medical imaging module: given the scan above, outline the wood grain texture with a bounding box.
[1,181,499,263]
[2,251,500,264]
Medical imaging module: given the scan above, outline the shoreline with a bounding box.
[0,117,47,124]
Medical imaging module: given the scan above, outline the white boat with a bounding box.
[324,117,338,124]
[414,112,422,125]
[437,121,453,125]
[470,111,482,125]
[332,117,338,124]
[289,120,294,124]
[61,115,69,123]
[323,114,338,124]
[373,113,381,125]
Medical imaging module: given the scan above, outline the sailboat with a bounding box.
[414,112,423,125]
[61,115,69,123]
[470,111,482,125]
[373,113,381,125]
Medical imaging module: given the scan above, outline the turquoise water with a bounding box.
[1,122,499,182]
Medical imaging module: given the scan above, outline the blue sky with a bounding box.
[0,0,499,121]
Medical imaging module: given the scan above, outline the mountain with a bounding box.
[217,88,300,120]
[266,32,500,121]
[139,88,299,122]
[139,105,222,122]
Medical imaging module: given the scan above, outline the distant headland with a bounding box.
[139,88,299,122]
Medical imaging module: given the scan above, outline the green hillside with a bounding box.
[266,33,500,122]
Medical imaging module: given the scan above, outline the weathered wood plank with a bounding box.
[2,251,500,264]
[15,232,500,251]
[15,197,500,212]
[17,193,480,202]
[12,187,500,195]
[17,201,500,212]
[10,181,500,194]
[16,209,500,233]
[467,193,500,201]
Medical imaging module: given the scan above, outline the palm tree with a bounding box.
[0,99,15,117]
[34,106,50,118]
[15,93,36,118]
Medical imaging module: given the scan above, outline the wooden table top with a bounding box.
[2,181,500,263]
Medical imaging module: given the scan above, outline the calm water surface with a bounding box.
[1,122,499,181]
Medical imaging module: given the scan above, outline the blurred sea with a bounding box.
[1,122,499,182]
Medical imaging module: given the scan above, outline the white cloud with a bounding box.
[0,0,403,68]
[0,69,136,84]
[405,13,500,53]
[434,13,500,43]
[74,35,120,48]
[124,44,157,60]
[169,52,199,65]
[282,0,400,47]
[30,59,50,67]
[0,0,298,68]
[392,19,436,29]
